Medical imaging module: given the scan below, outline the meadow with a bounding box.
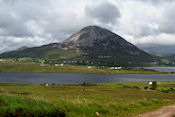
[0,81,175,117]
[0,62,166,74]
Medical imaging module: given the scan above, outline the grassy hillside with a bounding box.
[0,62,163,74]
[0,46,158,67]
[0,82,175,116]
[0,48,83,60]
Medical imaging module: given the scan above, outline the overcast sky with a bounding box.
[0,0,175,53]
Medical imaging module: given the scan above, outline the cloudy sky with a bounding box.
[0,0,175,53]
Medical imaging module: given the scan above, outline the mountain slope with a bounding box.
[61,26,147,55]
[0,26,154,66]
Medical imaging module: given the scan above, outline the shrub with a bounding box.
[52,83,56,86]
[132,86,140,89]
[81,82,97,87]
[122,85,140,89]
[170,88,175,91]
[144,86,148,90]
[150,81,157,90]
[82,82,87,86]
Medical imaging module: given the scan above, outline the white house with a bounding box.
[0,59,4,62]
[45,83,49,86]
[87,66,92,69]
[60,64,64,66]
[41,60,45,64]
[109,67,122,70]
[148,81,152,85]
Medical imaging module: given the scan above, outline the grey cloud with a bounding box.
[138,44,175,54]
[158,4,175,34]
[0,0,175,54]
[0,0,48,37]
[85,2,121,24]
[121,0,175,38]
[133,0,174,4]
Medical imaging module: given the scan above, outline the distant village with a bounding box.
[39,59,122,70]
[0,57,175,68]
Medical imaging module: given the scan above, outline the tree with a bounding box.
[150,81,157,90]
[144,86,148,90]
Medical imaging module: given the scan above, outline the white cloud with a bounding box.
[0,0,175,53]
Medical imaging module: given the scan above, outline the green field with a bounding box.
[0,82,175,117]
[0,62,167,74]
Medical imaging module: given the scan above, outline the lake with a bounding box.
[0,73,175,84]
[143,67,175,72]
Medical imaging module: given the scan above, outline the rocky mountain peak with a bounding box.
[60,25,145,56]
[62,25,114,45]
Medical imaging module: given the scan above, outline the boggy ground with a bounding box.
[0,81,175,117]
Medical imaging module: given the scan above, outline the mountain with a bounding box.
[167,54,175,60]
[0,26,154,66]
[61,26,145,55]
[16,46,29,51]
[138,45,175,54]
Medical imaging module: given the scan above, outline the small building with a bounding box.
[0,59,4,62]
[87,66,92,69]
[45,83,49,86]
[60,64,64,66]
[109,67,122,70]
[41,60,45,64]
[148,81,152,85]
[115,67,122,70]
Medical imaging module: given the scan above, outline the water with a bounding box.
[0,73,175,84]
[143,67,175,72]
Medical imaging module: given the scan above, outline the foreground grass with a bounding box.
[0,62,164,74]
[0,95,65,117]
[0,82,175,116]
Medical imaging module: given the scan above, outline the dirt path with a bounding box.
[136,106,175,117]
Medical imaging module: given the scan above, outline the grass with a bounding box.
[0,82,175,116]
[159,81,175,84]
[0,95,65,117]
[0,62,166,74]
[44,49,83,59]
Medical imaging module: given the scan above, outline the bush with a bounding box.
[132,86,140,89]
[144,86,148,90]
[170,88,175,91]
[81,82,97,87]
[150,81,158,90]
[82,82,87,86]
[122,85,140,89]
[161,88,175,93]
[52,83,56,86]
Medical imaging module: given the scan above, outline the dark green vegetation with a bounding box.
[0,82,175,117]
[150,81,158,90]
[0,62,163,74]
[0,45,156,67]
[150,52,175,66]
[165,54,175,66]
